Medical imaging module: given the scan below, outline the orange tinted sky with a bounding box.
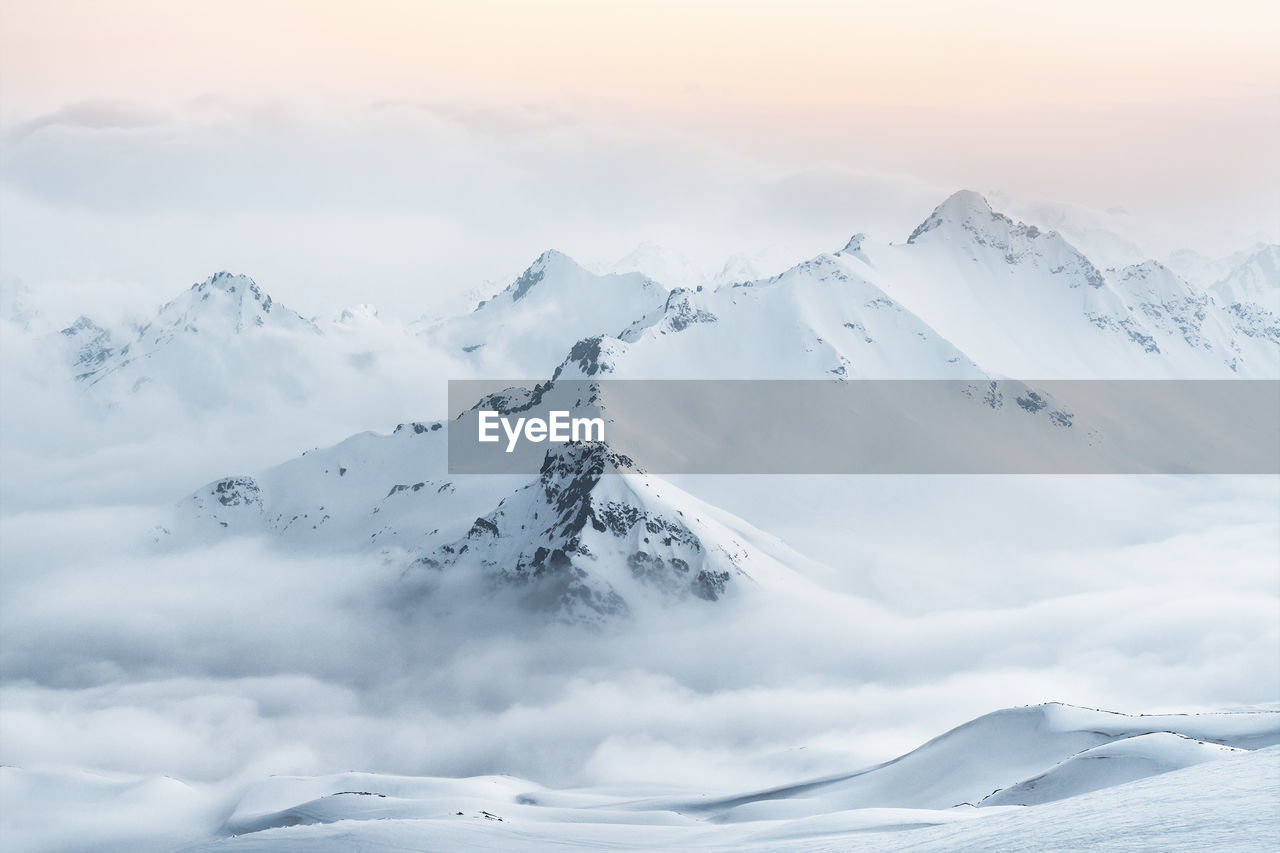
[1,0,1277,236]
[3,0,1275,112]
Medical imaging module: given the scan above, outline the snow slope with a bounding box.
[169,747,1280,852]
[647,703,1280,819]
[7,705,1272,852]
[979,731,1246,807]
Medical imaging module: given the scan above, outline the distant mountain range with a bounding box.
[31,191,1280,621]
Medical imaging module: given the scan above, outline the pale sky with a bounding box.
[1,0,1277,317]
[3,1,1276,111]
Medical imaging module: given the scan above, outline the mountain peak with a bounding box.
[506,250,582,302]
[142,271,314,341]
[411,437,749,624]
[839,233,868,256]
[180,271,276,315]
[906,190,1007,244]
[938,189,994,217]
[191,270,263,299]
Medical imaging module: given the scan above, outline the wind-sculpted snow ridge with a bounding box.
[24,704,1271,852]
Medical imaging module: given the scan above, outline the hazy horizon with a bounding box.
[2,0,1277,321]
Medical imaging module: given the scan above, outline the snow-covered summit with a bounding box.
[61,273,295,405]
[408,438,813,624]
[1210,244,1280,314]
[425,250,668,376]
[905,190,1106,288]
[147,271,317,338]
[847,192,1278,376]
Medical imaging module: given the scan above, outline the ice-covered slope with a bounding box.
[425,250,668,375]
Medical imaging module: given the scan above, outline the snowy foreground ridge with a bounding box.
[3,704,1277,852]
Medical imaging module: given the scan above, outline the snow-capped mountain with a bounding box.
[60,314,123,382]
[988,190,1149,271]
[166,412,815,623]
[555,239,984,380]
[52,271,474,432]
[409,441,813,624]
[1166,242,1276,291]
[0,280,42,333]
[424,250,668,376]
[540,192,1277,382]
[162,189,1280,627]
[853,192,1277,377]
[60,271,319,404]
[1210,244,1280,315]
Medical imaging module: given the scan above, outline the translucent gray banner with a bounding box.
[448,380,1280,475]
